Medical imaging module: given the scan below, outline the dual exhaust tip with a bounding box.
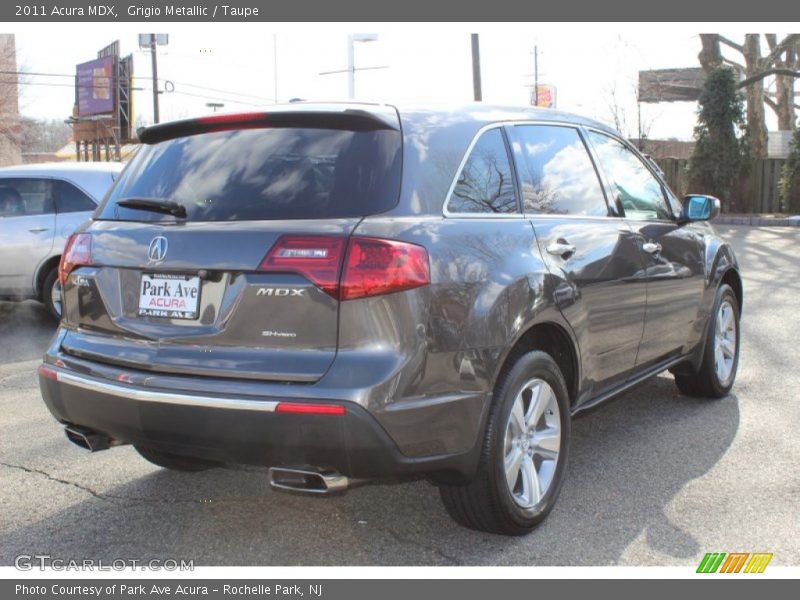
[268,466,349,495]
[64,425,115,452]
[64,425,350,496]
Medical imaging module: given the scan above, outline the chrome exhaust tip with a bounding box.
[268,466,348,495]
[64,425,114,452]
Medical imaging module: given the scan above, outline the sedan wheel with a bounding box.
[50,278,63,318]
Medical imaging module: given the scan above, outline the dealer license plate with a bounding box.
[138,273,201,320]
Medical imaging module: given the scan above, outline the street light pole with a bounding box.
[347,35,355,99]
[150,33,160,124]
[471,34,482,102]
[347,34,378,99]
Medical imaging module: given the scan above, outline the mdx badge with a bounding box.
[256,287,305,297]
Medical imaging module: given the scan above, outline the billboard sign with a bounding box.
[77,56,113,115]
[531,84,556,109]
[639,68,706,103]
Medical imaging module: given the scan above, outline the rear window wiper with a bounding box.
[116,197,187,218]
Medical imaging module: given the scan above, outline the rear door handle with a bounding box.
[28,227,49,233]
[642,242,662,254]
[546,240,577,258]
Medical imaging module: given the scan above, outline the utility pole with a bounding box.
[273,34,279,104]
[150,33,160,124]
[533,45,539,107]
[471,34,482,101]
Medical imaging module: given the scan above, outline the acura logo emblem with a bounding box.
[148,236,168,262]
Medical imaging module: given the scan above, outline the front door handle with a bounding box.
[546,240,577,258]
[642,241,662,254]
[28,227,49,233]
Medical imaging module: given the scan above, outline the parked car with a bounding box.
[38,104,742,535]
[0,162,125,319]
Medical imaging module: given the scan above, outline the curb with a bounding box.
[714,216,800,227]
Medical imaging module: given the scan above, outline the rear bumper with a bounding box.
[38,362,479,481]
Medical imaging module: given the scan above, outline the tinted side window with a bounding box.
[447,128,518,214]
[587,131,672,221]
[0,178,55,217]
[56,180,96,213]
[512,125,608,216]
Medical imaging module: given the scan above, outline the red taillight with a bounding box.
[59,233,93,287]
[38,364,58,381]
[258,235,430,301]
[258,235,345,297]
[275,402,346,416]
[341,237,430,301]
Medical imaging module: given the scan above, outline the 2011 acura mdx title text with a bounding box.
[38,102,742,535]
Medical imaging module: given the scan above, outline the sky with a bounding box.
[8,23,797,141]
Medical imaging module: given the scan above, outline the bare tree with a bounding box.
[19,118,72,153]
[605,82,628,136]
[604,82,655,149]
[0,34,22,164]
[766,34,800,131]
[699,33,800,158]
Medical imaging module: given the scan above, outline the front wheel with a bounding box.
[439,351,571,535]
[674,283,740,398]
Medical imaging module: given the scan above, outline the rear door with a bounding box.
[0,178,56,295]
[54,178,98,252]
[507,124,647,398]
[584,130,705,367]
[60,113,403,383]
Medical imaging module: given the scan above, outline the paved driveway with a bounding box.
[1,226,797,566]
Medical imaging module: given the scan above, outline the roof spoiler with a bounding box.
[137,108,400,145]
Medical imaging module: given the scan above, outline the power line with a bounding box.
[0,79,144,91]
[0,69,274,103]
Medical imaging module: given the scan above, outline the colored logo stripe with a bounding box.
[697,552,773,573]
[744,553,773,573]
[697,553,726,573]
[720,553,749,573]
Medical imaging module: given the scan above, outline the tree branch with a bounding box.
[738,68,800,89]
[718,35,744,54]
[722,57,745,71]
[763,34,800,68]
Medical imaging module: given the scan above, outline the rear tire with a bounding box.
[135,445,219,472]
[42,267,62,321]
[439,351,571,535]
[674,283,740,399]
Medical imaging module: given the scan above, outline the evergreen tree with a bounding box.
[688,68,749,211]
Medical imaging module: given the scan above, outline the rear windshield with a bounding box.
[97,127,402,221]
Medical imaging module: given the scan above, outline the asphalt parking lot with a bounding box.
[1,225,798,567]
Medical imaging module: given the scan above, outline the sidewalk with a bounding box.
[714,214,800,227]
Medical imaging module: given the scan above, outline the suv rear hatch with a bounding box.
[59,106,403,383]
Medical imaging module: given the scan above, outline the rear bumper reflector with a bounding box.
[275,402,346,416]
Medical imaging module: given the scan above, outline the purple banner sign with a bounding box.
[76,56,113,115]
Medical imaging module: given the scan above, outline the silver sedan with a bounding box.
[0,161,124,318]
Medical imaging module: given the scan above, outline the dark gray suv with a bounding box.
[38,103,742,535]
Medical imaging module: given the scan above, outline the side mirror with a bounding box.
[680,195,720,222]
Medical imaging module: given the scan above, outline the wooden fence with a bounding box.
[655,158,788,214]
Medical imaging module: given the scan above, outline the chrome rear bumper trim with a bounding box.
[55,371,280,412]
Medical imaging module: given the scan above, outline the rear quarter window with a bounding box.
[97,127,402,222]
